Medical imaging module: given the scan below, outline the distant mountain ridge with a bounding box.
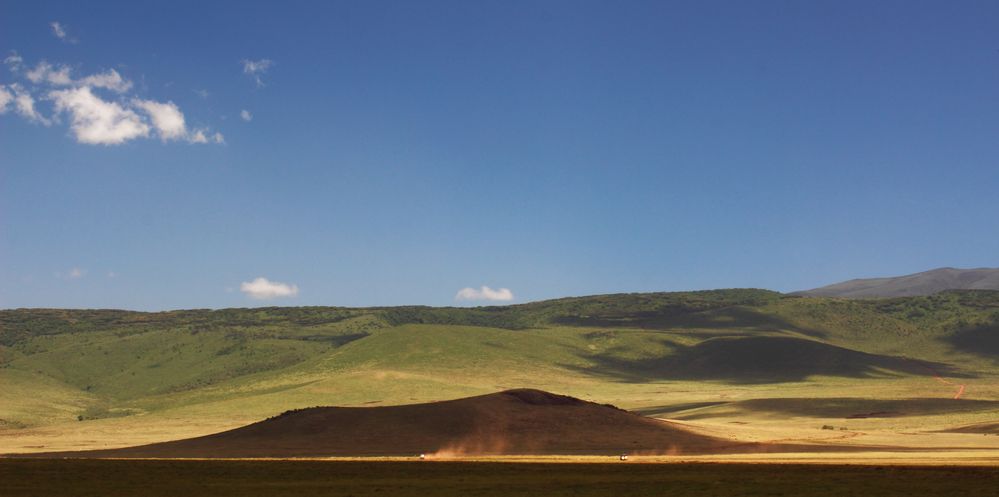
[795,267,999,298]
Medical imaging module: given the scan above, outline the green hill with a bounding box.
[2,289,999,451]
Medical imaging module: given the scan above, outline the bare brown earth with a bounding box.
[16,389,798,458]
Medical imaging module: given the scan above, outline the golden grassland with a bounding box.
[4,373,999,461]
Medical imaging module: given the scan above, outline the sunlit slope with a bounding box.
[2,289,998,431]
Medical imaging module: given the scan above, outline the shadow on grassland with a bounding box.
[566,335,971,384]
[939,421,999,434]
[667,397,999,420]
[552,306,830,339]
[946,323,999,361]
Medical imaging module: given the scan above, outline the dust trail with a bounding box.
[630,445,682,457]
[954,384,966,400]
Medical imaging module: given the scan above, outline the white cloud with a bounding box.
[0,85,12,113]
[193,88,209,99]
[8,84,50,124]
[454,286,514,302]
[240,277,299,300]
[26,61,73,86]
[49,86,150,145]
[242,58,272,87]
[1,55,221,146]
[131,99,224,144]
[79,69,132,93]
[240,109,252,121]
[50,21,77,43]
[43,90,222,145]
[132,98,187,141]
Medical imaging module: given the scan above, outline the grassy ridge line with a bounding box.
[4,288,997,341]
[0,288,784,342]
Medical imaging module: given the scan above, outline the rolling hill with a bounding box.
[795,267,999,298]
[2,288,999,455]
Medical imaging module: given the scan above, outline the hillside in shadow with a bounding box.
[569,336,968,384]
[946,324,999,361]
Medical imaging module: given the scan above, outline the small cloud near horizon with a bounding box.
[240,277,298,300]
[54,267,86,280]
[454,286,514,302]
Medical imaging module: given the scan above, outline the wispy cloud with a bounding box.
[242,59,272,87]
[240,109,252,121]
[240,277,299,300]
[4,51,23,72]
[79,69,132,93]
[23,62,131,93]
[2,83,51,125]
[0,85,12,113]
[26,61,73,86]
[454,286,514,302]
[50,21,77,44]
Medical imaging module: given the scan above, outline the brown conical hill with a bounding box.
[30,389,734,458]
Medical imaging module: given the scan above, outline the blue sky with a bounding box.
[2,1,998,310]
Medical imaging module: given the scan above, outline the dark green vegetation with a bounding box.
[2,289,999,434]
[4,459,999,497]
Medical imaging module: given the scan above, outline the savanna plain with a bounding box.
[3,289,999,495]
